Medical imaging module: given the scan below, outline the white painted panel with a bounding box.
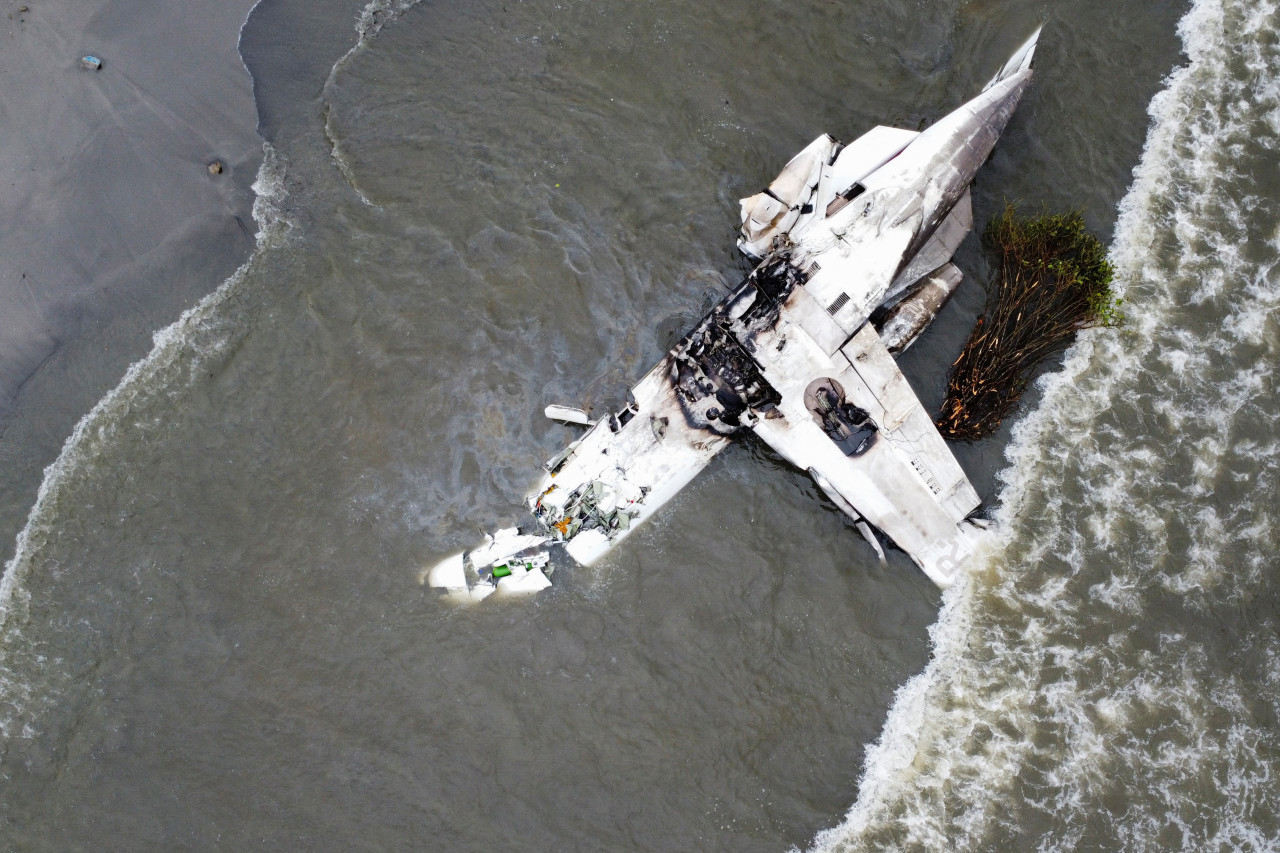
[841,324,919,431]
[828,125,918,194]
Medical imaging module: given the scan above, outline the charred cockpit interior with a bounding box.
[667,258,805,434]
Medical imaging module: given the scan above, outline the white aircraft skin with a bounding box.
[425,29,1041,601]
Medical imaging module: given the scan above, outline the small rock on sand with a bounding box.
[208,161,224,175]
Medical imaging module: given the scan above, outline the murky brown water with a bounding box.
[8,0,1279,850]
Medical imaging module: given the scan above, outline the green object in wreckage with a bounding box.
[492,565,512,578]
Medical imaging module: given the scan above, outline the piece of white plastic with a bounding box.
[496,568,553,595]
[469,528,548,567]
[469,584,497,602]
[563,528,611,566]
[424,552,466,588]
[544,405,595,427]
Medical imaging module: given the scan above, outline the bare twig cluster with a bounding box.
[937,205,1121,441]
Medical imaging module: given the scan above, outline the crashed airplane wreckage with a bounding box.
[425,29,1041,602]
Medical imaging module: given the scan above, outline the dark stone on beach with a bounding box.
[207,161,224,175]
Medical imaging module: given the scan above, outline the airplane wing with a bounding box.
[524,355,733,567]
[424,354,733,602]
[746,320,984,587]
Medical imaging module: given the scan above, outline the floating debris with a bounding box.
[422,528,551,603]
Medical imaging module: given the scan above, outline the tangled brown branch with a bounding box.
[936,205,1122,441]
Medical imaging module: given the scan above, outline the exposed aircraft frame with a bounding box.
[426,29,1042,602]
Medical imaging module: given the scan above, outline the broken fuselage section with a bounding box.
[425,29,1040,601]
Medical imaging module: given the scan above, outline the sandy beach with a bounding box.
[0,0,262,563]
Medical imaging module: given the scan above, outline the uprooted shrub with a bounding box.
[936,205,1122,441]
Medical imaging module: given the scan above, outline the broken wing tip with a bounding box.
[983,25,1044,92]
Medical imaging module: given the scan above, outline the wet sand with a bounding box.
[0,0,262,564]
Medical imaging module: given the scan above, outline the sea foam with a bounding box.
[0,143,292,742]
[809,0,1280,848]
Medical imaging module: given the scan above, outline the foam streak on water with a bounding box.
[812,0,1280,848]
[321,0,426,206]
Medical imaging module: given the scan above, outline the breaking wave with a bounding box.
[0,143,292,742]
[811,0,1280,848]
[0,0,415,746]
